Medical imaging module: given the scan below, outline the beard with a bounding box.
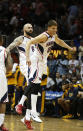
[25,31,32,36]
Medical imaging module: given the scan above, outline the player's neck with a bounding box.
[46,31,53,37]
[24,33,32,39]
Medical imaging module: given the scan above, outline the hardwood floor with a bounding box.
[5,115,83,131]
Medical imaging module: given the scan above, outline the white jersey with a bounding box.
[18,36,36,64]
[38,32,55,58]
[0,46,8,103]
[17,36,35,84]
[18,36,30,65]
[37,32,55,74]
[30,32,55,65]
[28,32,55,83]
[17,36,31,84]
[0,46,7,72]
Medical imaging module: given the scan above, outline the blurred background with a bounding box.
[0,0,83,44]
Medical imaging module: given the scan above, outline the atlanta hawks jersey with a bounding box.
[0,46,8,103]
[0,46,7,72]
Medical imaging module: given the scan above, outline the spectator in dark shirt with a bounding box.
[58,81,78,118]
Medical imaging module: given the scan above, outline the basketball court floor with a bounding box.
[5,115,83,131]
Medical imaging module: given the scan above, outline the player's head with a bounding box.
[23,23,33,36]
[0,35,3,46]
[47,20,57,35]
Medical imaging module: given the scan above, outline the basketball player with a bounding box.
[22,19,76,126]
[7,23,33,84]
[0,35,13,131]
[6,24,33,108]
[6,24,42,129]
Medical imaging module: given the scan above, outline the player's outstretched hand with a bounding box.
[70,47,77,52]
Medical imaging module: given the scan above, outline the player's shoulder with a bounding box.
[33,32,47,40]
[43,32,50,38]
[38,32,49,39]
[14,35,24,42]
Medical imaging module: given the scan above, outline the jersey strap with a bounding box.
[18,47,25,52]
[43,32,52,38]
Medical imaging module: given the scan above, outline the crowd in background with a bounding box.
[0,0,83,40]
[0,0,83,120]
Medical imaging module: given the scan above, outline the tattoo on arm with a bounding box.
[6,36,23,52]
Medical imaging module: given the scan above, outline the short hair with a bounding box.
[62,81,69,85]
[47,20,57,27]
[23,23,32,31]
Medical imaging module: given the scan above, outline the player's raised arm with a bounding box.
[6,36,24,53]
[55,34,76,51]
[26,33,47,64]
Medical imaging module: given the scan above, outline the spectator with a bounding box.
[9,14,19,27]
[62,74,69,84]
[69,89,83,119]
[57,53,69,75]
[66,73,73,82]
[58,81,70,116]
[47,53,56,78]
[53,72,62,92]
[71,76,82,89]
[69,54,79,74]
[46,75,55,91]
[59,81,78,119]
[78,40,83,60]
[34,0,49,27]
[55,72,62,84]
[68,18,78,39]
[67,1,79,28]
[79,57,83,83]
[68,40,77,60]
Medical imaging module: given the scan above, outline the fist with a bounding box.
[71,47,77,52]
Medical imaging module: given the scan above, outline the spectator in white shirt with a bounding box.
[69,55,79,74]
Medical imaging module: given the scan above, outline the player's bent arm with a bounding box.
[26,34,47,62]
[55,35,75,51]
[6,36,24,53]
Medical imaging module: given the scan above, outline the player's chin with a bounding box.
[53,32,56,35]
[30,30,33,33]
